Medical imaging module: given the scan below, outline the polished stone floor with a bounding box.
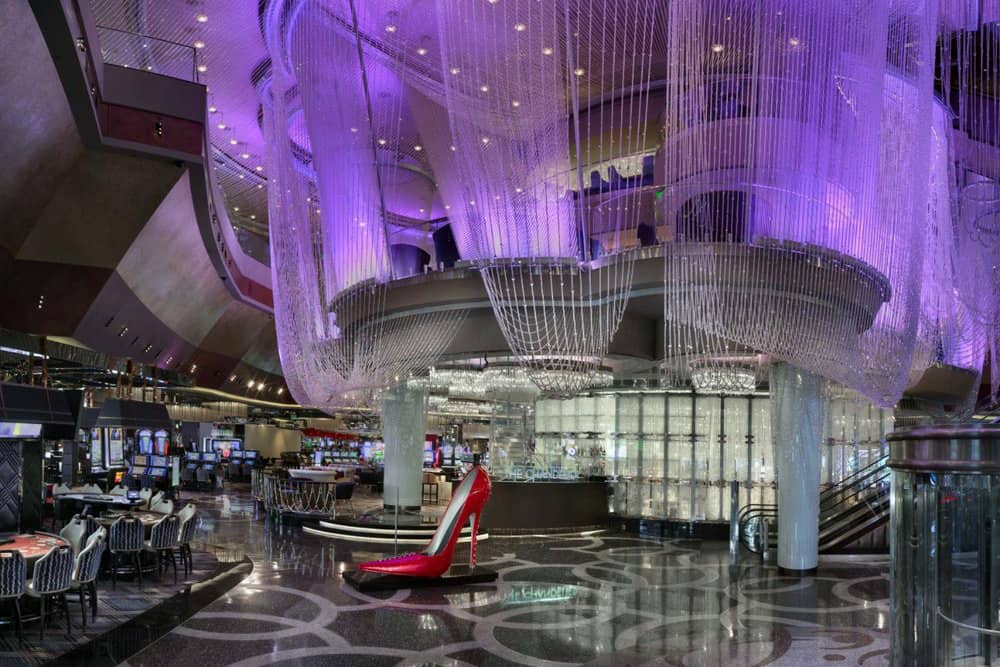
[123,486,890,666]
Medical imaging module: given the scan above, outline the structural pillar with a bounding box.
[382,384,427,512]
[770,363,824,574]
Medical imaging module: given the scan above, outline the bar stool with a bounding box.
[26,546,74,640]
[0,550,26,644]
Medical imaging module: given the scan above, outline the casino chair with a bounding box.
[58,516,87,555]
[81,484,103,495]
[51,484,71,497]
[0,550,26,644]
[139,488,153,510]
[145,515,180,584]
[175,504,198,576]
[149,491,165,510]
[26,545,74,640]
[71,531,106,630]
[150,497,174,515]
[180,467,195,489]
[108,517,145,589]
[108,484,126,496]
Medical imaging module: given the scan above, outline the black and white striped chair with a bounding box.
[108,517,145,589]
[71,530,106,630]
[145,515,180,584]
[26,546,74,640]
[0,550,26,643]
[176,504,198,576]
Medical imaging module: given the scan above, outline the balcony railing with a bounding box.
[96,26,197,82]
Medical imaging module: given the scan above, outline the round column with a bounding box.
[769,363,824,574]
[381,385,427,512]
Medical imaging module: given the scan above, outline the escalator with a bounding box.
[739,453,891,554]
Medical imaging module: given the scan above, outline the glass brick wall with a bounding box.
[533,389,892,523]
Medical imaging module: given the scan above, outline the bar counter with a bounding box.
[479,480,609,533]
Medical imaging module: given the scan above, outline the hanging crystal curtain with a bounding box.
[911,99,988,409]
[661,0,938,405]
[938,12,1000,404]
[261,0,465,409]
[431,0,664,396]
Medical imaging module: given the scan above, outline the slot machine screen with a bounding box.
[244,450,257,462]
[137,429,154,455]
[151,455,168,468]
[108,428,125,467]
[132,455,149,467]
[231,450,244,460]
[203,452,217,463]
[91,428,104,469]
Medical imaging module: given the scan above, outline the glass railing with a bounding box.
[96,26,197,82]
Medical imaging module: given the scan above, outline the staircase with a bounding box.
[739,453,891,554]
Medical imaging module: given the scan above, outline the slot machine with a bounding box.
[185,451,202,471]
[130,454,149,480]
[90,427,105,473]
[153,429,169,456]
[137,429,154,455]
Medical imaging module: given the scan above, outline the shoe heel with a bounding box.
[468,512,480,569]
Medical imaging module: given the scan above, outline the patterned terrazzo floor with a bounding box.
[117,486,890,667]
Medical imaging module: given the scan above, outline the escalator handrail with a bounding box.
[819,454,889,502]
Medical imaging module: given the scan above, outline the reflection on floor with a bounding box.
[0,545,218,665]
[121,486,889,666]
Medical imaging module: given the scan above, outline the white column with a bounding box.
[381,384,427,511]
[770,363,824,573]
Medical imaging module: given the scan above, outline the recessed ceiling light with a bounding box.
[257,184,263,189]
[479,84,489,92]
[449,67,461,75]
[541,46,553,55]
[480,136,489,144]
[384,24,397,33]
[414,145,422,151]
[194,40,205,49]
[711,43,724,53]
[350,127,358,133]
[233,207,240,212]
[416,47,428,55]
[377,138,387,145]
[444,204,451,210]
[255,165,264,171]
[217,123,226,129]
[209,105,217,113]
[229,138,238,145]
[241,152,250,159]
[197,64,207,73]
[573,68,585,76]
[196,14,208,22]
[514,23,526,32]
[250,214,256,220]
[511,100,521,107]
[239,174,245,179]
[788,37,801,46]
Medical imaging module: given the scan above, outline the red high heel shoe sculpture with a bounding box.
[357,465,492,578]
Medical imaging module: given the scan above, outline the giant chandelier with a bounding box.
[260,0,466,410]
[427,0,664,396]
[659,0,950,406]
